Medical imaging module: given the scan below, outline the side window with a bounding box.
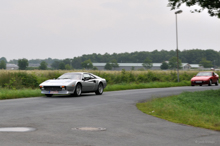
[89,74,96,79]
[83,74,91,80]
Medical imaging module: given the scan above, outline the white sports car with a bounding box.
[39,72,107,97]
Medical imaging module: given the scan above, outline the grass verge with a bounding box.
[104,81,189,91]
[0,88,42,100]
[0,81,190,100]
[137,89,220,131]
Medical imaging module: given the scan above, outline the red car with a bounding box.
[191,71,219,86]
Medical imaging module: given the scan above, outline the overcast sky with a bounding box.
[1,0,219,61]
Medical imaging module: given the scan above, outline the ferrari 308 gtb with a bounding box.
[39,72,107,97]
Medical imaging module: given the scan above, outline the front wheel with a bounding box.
[215,80,219,86]
[73,84,82,96]
[208,80,212,86]
[95,83,104,95]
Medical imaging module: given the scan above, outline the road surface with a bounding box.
[0,86,219,146]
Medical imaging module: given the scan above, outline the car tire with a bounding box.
[73,84,82,96]
[191,84,194,86]
[95,83,104,95]
[45,94,53,97]
[208,80,212,86]
[215,80,219,86]
[200,84,202,86]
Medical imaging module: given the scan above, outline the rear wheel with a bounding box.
[73,84,82,96]
[45,94,53,97]
[215,80,219,86]
[95,83,104,95]
[208,80,212,86]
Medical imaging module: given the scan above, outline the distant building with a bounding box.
[29,63,40,67]
[93,63,161,70]
[93,63,202,71]
[182,63,203,70]
[29,63,51,68]
[6,64,19,70]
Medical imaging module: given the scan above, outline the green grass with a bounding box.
[0,88,42,100]
[104,81,190,91]
[137,89,220,131]
[0,81,190,100]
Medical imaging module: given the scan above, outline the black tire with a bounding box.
[208,80,212,86]
[73,84,82,96]
[215,80,219,86]
[200,84,202,86]
[95,83,104,95]
[191,84,194,86]
[45,94,53,97]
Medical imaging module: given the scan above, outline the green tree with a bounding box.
[65,64,71,70]
[104,62,112,70]
[169,57,182,69]
[199,58,213,68]
[39,61,48,70]
[160,61,169,70]
[0,60,6,69]
[110,59,119,69]
[0,57,7,63]
[81,59,93,69]
[51,60,60,69]
[59,62,65,70]
[168,0,220,18]
[18,58,29,70]
[93,66,98,70]
[142,57,153,69]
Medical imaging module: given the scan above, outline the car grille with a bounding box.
[44,86,62,91]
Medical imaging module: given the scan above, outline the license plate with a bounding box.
[49,91,59,94]
[196,81,202,83]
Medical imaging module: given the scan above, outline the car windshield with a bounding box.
[58,74,81,80]
[196,72,212,76]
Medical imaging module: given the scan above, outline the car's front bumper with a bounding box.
[191,80,209,85]
[41,90,74,94]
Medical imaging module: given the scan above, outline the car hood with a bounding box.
[40,79,75,86]
[191,76,211,81]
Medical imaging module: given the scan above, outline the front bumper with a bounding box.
[41,90,74,94]
[191,80,209,85]
[40,85,75,95]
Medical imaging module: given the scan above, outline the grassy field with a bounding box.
[0,81,190,100]
[0,88,42,100]
[0,69,202,89]
[137,89,220,131]
[0,69,210,100]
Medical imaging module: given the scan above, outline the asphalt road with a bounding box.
[0,86,220,146]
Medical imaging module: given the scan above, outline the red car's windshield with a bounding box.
[196,72,212,76]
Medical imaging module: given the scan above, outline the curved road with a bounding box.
[0,86,220,146]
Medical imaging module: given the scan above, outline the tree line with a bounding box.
[1,49,219,70]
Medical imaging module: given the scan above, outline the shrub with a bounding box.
[0,70,199,89]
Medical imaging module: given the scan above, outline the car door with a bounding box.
[82,73,96,92]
